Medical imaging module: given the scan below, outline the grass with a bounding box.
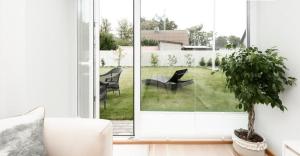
[100,67,241,120]
[100,67,134,120]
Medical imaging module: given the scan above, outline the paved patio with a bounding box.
[112,120,133,136]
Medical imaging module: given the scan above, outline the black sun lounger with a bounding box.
[143,69,193,90]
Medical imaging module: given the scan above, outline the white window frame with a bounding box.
[95,0,250,138]
[132,0,249,139]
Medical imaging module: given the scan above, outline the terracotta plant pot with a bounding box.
[232,130,267,156]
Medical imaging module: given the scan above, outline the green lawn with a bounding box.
[100,67,241,120]
[100,67,134,120]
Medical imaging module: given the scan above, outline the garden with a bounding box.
[100,66,241,120]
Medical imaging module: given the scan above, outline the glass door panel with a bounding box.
[99,0,134,136]
[138,0,248,138]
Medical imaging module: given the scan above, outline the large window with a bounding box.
[140,0,247,112]
[98,0,248,137]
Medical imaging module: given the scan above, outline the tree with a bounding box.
[215,36,228,49]
[141,16,177,30]
[220,45,296,140]
[158,18,177,30]
[141,18,159,30]
[113,47,126,66]
[188,25,213,47]
[100,18,111,33]
[100,32,118,50]
[188,25,203,45]
[117,19,133,46]
[228,35,241,47]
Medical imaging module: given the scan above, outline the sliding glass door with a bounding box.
[99,0,134,136]
[138,0,248,138]
[97,0,249,137]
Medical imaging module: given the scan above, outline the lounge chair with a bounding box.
[143,69,193,90]
[100,67,122,95]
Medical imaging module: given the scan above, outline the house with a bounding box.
[182,45,212,51]
[141,30,189,50]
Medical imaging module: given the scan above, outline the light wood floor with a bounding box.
[149,144,239,156]
[114,144,240,156]
[113,144,270,156]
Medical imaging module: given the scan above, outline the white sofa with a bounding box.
[43,118,112,156]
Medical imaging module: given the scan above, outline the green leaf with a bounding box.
[219,46,296,113]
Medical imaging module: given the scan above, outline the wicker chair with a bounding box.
[100,67,123,95]
[100,81,108,109]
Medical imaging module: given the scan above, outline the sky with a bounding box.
[99,0,247,37]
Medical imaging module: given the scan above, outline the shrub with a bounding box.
[199,57,206,66]
[100,32,118,50]
[116,38,132,46]
[207,58,212,67]
[141,39,159,46]
[101,58,105,67]
[184,54,194,67]
[167,55,177,66]
[215,57,221,66]
[150,53,159,67]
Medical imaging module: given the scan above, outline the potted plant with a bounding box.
[220,45,296,156]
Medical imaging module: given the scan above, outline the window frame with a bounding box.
[133,0,250,138]
[96,0,251,138]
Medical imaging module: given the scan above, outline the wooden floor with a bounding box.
[149,144,239,156]
[114,144,240,156]
[113,144,270,156]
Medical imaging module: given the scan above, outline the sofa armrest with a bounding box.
[44,118,112,156]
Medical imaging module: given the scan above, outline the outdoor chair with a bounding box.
[100,67,123,95]
[100,81,108,109]
[143,69,193,90]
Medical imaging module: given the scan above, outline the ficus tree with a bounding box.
[220,44,296,140]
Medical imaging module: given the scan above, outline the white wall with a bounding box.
[251,0,300,155]
[100,47,231,67]
[0,0,77,118]
[135,112,247,139]
[159,42,182,50]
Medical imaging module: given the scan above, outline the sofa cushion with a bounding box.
[0,107,46,156]
[44,118,112,156]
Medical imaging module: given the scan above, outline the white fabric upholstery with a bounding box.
[44,118,112,156]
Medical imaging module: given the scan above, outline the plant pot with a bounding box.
[232,129,267,156]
